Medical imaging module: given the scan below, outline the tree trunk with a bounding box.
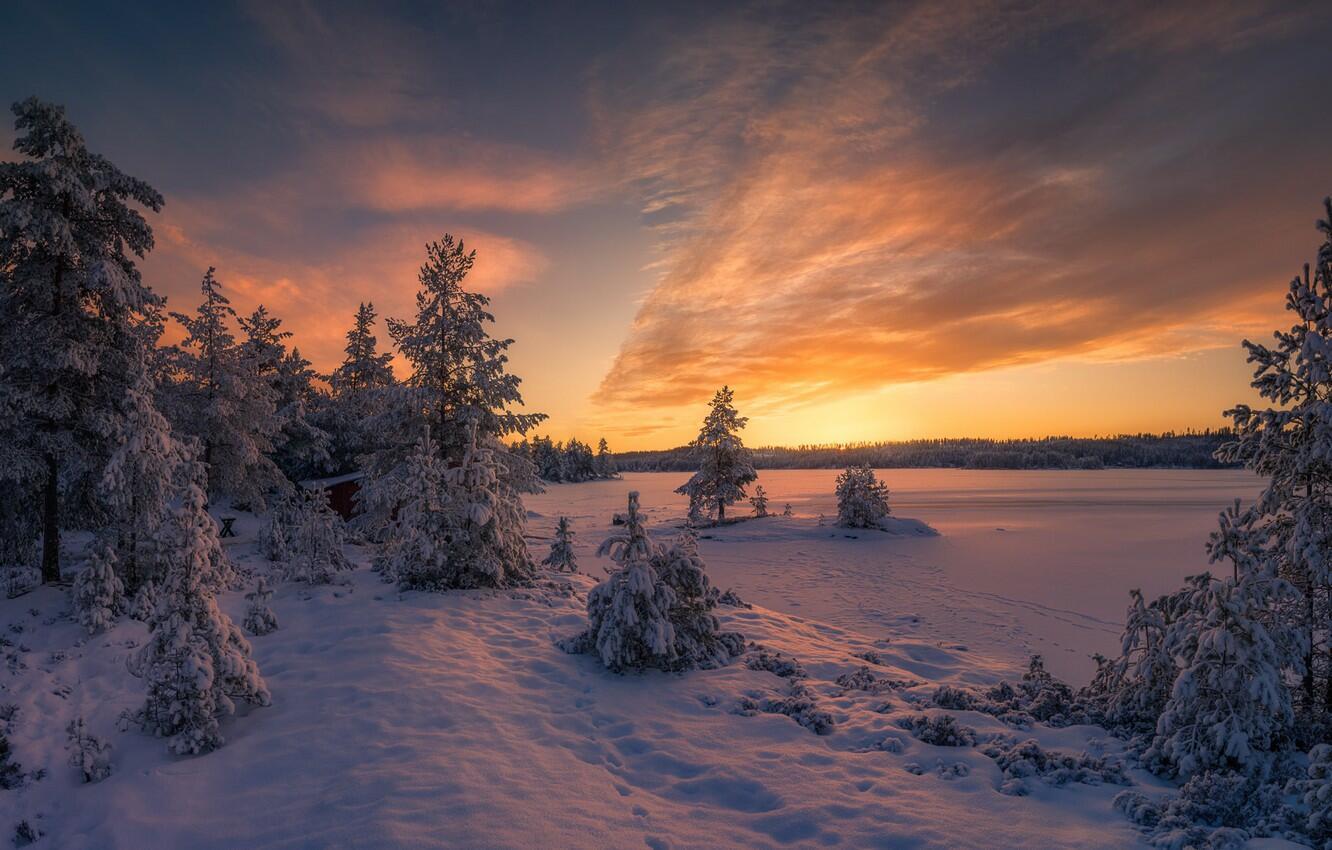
[717,500,725,525]
[41,454,60,583]
[1306,586,1316,709]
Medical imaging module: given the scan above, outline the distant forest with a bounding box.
[613,431,1240,472]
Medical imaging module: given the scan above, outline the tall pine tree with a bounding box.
[675,386,756,525]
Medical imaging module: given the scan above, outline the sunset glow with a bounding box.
[5,2,1328,449]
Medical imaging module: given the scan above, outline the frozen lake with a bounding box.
[527,468,1261,683]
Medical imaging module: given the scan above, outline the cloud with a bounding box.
[590,2,1332,415]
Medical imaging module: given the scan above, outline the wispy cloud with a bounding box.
[590,2,1330,418]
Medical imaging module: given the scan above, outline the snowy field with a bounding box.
[2,468,1292,850]
[529,469,1261,682]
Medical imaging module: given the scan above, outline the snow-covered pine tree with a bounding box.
[287,487,351,585]
[243,576,278,636]
[1096,588,1177,735]
[835,465,891,528]
[542,516,578,573]
[98,318,186,591]
[675,386,756,525]
[1150,571,1298,777]
[574,492,679,672]
[327,302,396,471]
[782,503,793,517]
[72,541,126,634]
[1217,198,1332,726]
[163,269,286,510]
[239,305,331,481]
[358,236,545,531]
[134,458,269,755]
[750,485,770,518]
[373,429,454,586]
[595,437,617,478]
[0,98,166,583]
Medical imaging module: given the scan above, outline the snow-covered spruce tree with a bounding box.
[133,459,269,755]
[835,465,891,528]
[243,576,278,637]
[0,98,167,583]
[782,503,793,517]
[750,485,770,518]
[286,487,351,585]
[1098,588,1177,735]
[72,541,126,635]
[163,269,286,510]
[595,437,617,478]
[1149,570,1299,778]
[327,302,396,471]
[239,306,331,481]
[653,529,745,668]
[358,236,545,532]
[675,386,756,525]
[1216,198,1332,728]
[542,516,578,573]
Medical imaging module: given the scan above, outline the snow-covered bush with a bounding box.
[374,430,452,585]
[564,491,742,673]
[3,565,40,600]
[749,485,769,518]
[133,469,270,755]
[129,580,157,622]
[1084,588,1178,735]
[71,542,126,634]
[541,516,577,572]
[899,714,976,747]
[1304,744,1332,844]
[979,736,1127,796]
[243,576,279,636]
[259,493,300,563]
[65,718,112,783]
[287,488,351,585]
[835,465,890,528]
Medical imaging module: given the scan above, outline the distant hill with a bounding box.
[614,431,1239,472]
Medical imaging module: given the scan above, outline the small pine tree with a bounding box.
[750,485,769,518]
[782,503,793,517]
[675,387,756,525]
[542,516,578,573]
[72,541,126,634]
[835,465,891,528]
[65,718,112,783]
[567,492,742,673]
[243,576,279,636]
[134,463,270,755]
[1101,588,1177,734]
[1305,744,1332,844]
[287,488,350,585]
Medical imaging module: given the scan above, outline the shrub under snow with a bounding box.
[287,488,351,585]
[243,576,279,636]
[835,465,890,528]
[65,717,112,783]
[541,516,577,572]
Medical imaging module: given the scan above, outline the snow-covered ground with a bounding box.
[2,469,1282,849]
[529,469,1260,682]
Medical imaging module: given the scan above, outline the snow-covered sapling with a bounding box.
[134,470,270,755]
[782,503,793,517]
[542,516,578,572]
[129,580,158,622]
[0,730,20,789]
[72,541,126,634]
[750,485,769,518]
[65,718,112,783]
[244,576,279,636]
[835,465,890,528]
[287,488,351,584]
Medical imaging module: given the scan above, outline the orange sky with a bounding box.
[5,2,1328,449]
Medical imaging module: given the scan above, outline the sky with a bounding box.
[3,0,1331,449]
